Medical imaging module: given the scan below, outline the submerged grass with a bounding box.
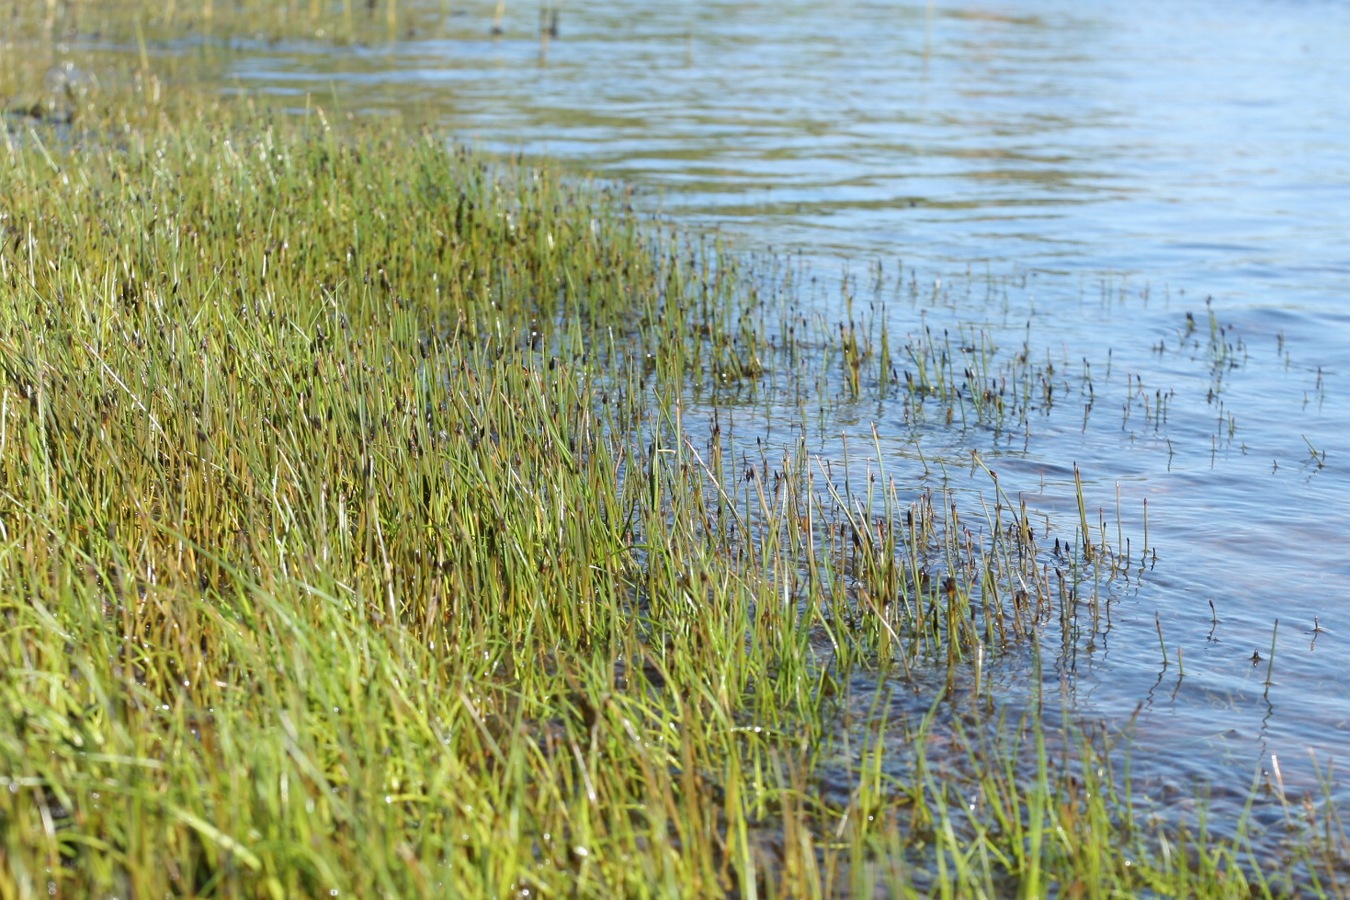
[1,53,1347,900]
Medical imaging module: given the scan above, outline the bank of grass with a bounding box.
[1,76,1346,900]
[2,0,450,47]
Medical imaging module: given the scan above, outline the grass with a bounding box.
[2,15,1349,900]
[3,0,453,46]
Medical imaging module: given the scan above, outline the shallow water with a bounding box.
[237,0,1350,827]
[33,0,1350,846]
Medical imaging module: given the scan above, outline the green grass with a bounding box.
[1,28,1347,900]
[3,0,450,47]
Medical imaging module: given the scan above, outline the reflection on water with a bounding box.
[18,0,1350,845]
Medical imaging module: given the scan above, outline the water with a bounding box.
[60,0,1350,843]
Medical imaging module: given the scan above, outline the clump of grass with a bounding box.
[1,71,1345,899]
[2,0,449,48]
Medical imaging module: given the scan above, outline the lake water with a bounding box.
[42,0,1350,846]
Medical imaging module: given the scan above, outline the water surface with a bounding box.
[240,0,1350,823]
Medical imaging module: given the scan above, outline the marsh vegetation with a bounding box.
[2,3,1348,897]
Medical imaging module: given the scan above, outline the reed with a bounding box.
[0,26,1345,899]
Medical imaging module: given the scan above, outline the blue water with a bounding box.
[183,0,1350,835]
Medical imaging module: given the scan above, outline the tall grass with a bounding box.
[2,0,440,46]
[1,45,1345,900]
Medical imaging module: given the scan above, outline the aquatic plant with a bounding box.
[0,27,1345,900]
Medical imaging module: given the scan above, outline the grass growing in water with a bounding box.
[1,80,1347,899]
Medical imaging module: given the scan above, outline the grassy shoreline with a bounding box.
[2,43,1347,900]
